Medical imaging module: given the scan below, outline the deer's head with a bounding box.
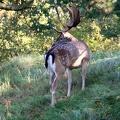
[53,4,82,44]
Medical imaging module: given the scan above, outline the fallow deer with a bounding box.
[44,4,91,106]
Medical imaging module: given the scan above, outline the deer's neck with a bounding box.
[63,32,77,42]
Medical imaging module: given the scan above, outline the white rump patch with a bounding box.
[47,55,56,73]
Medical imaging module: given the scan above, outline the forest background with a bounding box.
[0,0,120,62]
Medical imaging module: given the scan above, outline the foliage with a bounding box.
[0,50,120,119]
[72,14,120,52]
[0,0,120,62]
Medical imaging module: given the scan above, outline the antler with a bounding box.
[53,4,82,33]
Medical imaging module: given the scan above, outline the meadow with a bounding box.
[0,50,120,120]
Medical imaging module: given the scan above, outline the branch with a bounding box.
[0,0,34,11]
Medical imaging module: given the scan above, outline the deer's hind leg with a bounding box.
[50,61,66,107]
[51,73,63,106]
[49,71,55,86]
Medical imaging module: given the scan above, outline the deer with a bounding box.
[44,4,91,107]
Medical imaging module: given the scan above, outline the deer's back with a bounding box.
[45,40,90,69]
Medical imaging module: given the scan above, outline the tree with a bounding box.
[0,0,34,11]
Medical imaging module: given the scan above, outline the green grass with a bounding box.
[0,51,120,120]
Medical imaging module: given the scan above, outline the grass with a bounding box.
[0,51,120,120]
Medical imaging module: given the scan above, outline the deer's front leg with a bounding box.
[81,59,88,90]
[66,69,72,97]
